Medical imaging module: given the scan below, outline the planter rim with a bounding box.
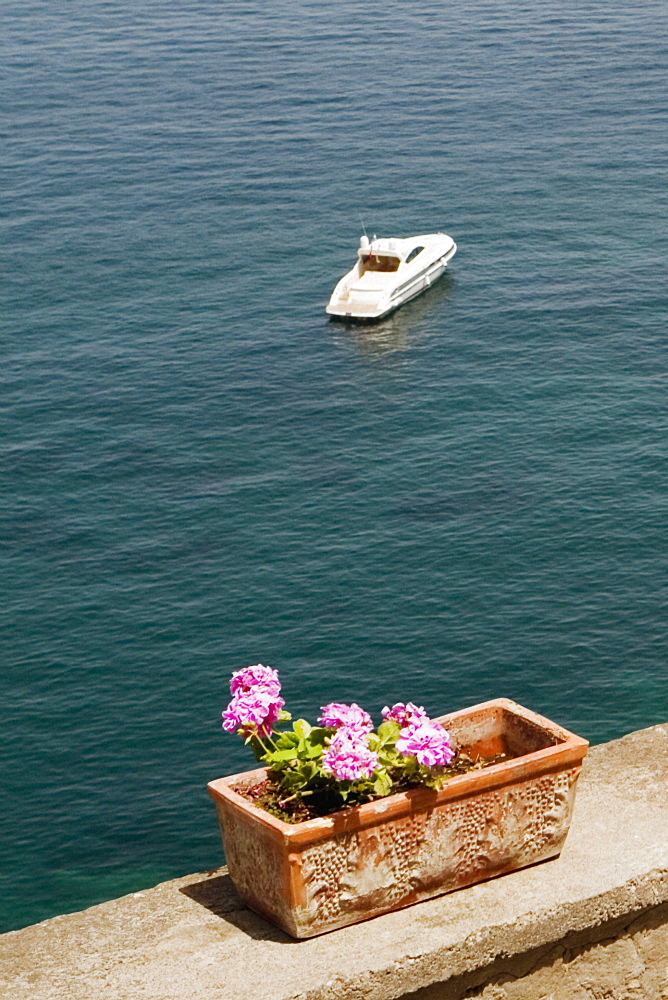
[208,697,589,848]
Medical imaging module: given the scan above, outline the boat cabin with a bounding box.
[360,254,400,273]
[357,236,427,275]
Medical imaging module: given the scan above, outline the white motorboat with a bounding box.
[326,232,456,321]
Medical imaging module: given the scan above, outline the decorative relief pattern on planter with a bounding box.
[208,699,588,938]
[296,767,579,930]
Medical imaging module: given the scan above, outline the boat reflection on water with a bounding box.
[331,271,455,360]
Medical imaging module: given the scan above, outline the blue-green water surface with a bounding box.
[2,0,667,932]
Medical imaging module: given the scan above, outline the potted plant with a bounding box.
[208,665,588,939]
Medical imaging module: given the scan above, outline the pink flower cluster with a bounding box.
[230,664,281,698]
[318,702,373,732]
[222,664,284,739]
[383,701,455,767]
[319,701,379,782]
[221,666,457,782]
[396,721,455,767]
[381,701,430,729]
[321,729,378,781]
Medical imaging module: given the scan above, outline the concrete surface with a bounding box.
[1,723,667,1000]
[433,902,668,1000]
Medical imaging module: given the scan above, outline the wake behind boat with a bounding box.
[326,232,456,321]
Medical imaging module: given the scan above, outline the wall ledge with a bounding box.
[1,722,667,1000]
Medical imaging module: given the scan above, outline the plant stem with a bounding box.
[279,790,314,804]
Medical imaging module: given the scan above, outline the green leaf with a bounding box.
[280,770,303,789]
[377,746,401,767]
[275,732,299,749]
[266,747,300,762]
[307,727,329,746]
[372,771,393,797]
[377,720,400,743]
[293,719,312,739]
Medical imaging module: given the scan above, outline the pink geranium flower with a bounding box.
[230,664,281,698]
[321,728,379,781]
[396,720,455,767]
[318,702,373,733]
[222,689,284,738]
[381,702,430,730]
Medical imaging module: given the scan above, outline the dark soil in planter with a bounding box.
[233,750,509,824]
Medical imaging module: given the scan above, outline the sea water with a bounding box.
[2,0,667,932]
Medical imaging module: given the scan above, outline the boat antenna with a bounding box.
[358,213,368,240]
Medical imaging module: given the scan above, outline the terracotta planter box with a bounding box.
[208,698,588,938]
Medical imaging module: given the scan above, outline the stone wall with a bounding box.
[1,723,667,1000]
[409,903,668,1000]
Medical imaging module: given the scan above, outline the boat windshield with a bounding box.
[362,254,400,273]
